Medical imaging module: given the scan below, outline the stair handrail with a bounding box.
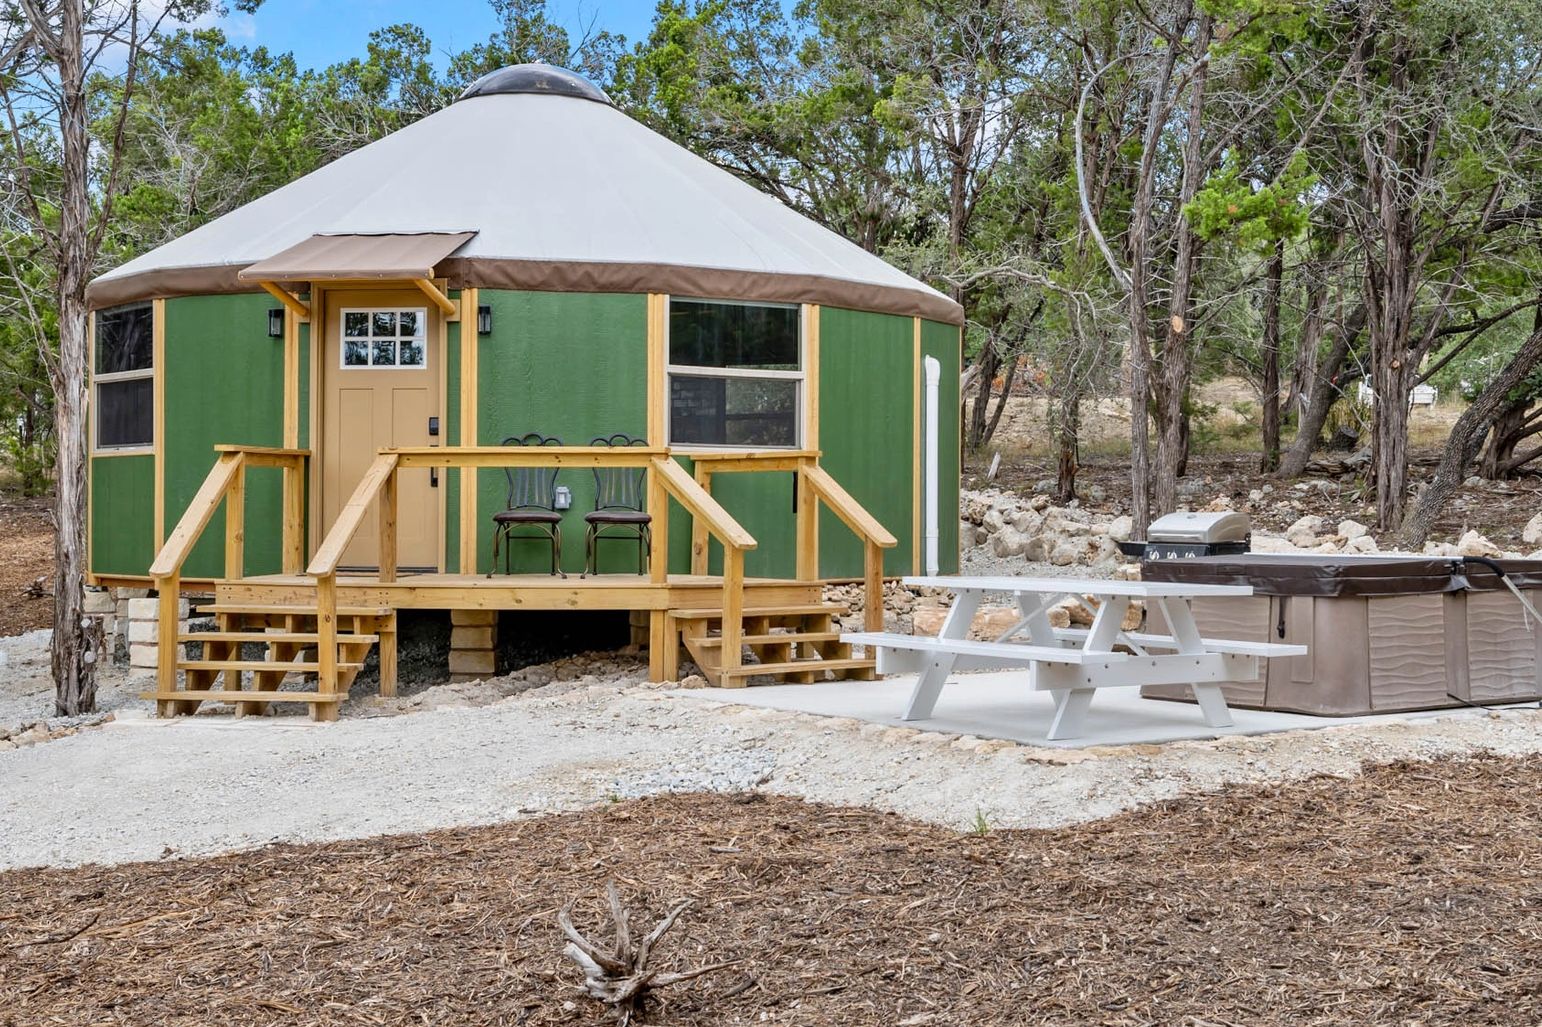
[801,462,897,632]
[148,444,310,698]
[650,456,756,673]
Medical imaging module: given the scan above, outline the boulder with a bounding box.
[982,508,1006,534]
[1338,519,1369,541]
[1347,533,1380,553]
[1023,536,1049,562]
[1049,541,1080,566]
[1457,530,1501,558]
[991,528,1032,558]
[1286,515,1324,548]
[1524,511,1542,547]
[1106,515,1133,542]
[1011,509,1044,534]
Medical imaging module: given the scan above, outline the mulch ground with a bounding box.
[0,499,53,638]
[3,755,1540,1026]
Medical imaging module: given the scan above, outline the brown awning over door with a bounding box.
[237,231,477,283]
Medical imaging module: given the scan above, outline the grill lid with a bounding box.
[1146,511,1251,545]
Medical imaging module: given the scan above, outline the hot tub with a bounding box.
[1140,554,1542,715]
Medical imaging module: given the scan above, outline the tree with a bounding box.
[0,0,252,715]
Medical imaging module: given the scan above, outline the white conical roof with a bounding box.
[89,66,961,324]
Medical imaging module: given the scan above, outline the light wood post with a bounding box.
[378,616,398,697]
[795,461,818,581]
[864,540,884,632]
[379,465,398,584]
[154,573,179,704]
[648,462,669,584]
[314,573,338,722]
[648,610,678,683]
[720,547,744,675]
[690,464,712,576]
[223,460,246,580]
[282,456,304,574]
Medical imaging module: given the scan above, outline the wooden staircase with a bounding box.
[140,602,396,721]
[675,602,876,686]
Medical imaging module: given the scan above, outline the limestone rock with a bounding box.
[1524,511,1542,546]
[1347,534,1380,553]
[1337,519,1368,541]
[991,528,1031,558]
[1285,515,1324,548]
[1457,529,1501,558]
[1106,515,1133,542]
[1049,541,1080,566]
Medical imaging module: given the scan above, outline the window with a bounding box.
[341,308,427,369]
[94,304,154,450]
[667,299,802,448]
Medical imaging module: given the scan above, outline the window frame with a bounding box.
[338,306,430,371]
[92,302,156,454]
[664,296,806,451]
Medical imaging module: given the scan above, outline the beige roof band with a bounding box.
[88,257,966,326]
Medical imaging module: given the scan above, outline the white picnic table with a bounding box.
[842,575,1307,741]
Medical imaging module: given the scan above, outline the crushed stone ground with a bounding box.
[4,654,1542,871]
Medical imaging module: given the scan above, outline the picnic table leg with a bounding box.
[1047,688,1096,741]
[1159,597,1234,729]
[903,590,981,720]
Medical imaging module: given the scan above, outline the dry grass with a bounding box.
[3,755,1540,1025]
[0,500,53,637]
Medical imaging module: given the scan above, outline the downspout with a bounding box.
[924,356,941,575]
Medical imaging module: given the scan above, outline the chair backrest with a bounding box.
[502,433,563,511]
[590,433,649,512]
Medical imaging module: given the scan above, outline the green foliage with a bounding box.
[1185,153,1315,252]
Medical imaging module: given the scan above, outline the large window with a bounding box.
[341,308,428,369]
[667,299,802,448]
[94,304,154,450]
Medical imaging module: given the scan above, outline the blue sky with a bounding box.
[218,1,661,71]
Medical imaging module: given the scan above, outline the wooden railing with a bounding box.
[688,451,898,631]
[147,445,309,694]
[307,446,759,677]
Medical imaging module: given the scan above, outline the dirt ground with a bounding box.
[0,499,54,638]
[2,754,1539,1026]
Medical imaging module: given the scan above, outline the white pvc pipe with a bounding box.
[924,356,941,576]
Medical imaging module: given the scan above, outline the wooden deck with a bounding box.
[213,572,825,612]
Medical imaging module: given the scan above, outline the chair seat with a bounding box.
[493,509,563,524]
[585,510,652,525]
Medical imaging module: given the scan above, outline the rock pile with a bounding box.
[960,488,1130,572]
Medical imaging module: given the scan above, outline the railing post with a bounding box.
[647,460,669,583]
[223,458,246,580]
[314,572,339,722]
[795,461,818,581]
[863,540,884,632]
[691,464,712,576]
[379,465,398,584]
[282,456,304,575]
[721,547,744,673]
[154,573,180,704]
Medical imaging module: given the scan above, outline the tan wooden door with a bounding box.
[321,290,441,570]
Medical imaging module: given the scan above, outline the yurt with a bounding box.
[85,65,963,712]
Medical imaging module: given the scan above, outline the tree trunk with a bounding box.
[1282,265,1328,419]
[1054,390,1080,503]
[1398,312,1542,547]
[967,341,1000,450]
[979,352,1019,449]
[1278,304,1366,477]
[51,0,98,715]
[1479,399,1537,478]
[1259,240,1284,471]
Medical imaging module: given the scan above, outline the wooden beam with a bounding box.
[690,463,711,576]
[804,304,819,450]
[223,460,245,580]
[414,277,457,317]
[459,287,478,574]
[392,445,666,468]
[648,459,669,583]
[283,303,300,449]
[282,457,304,575]
[378,464,398,584]
[154,572,180,701]
[650,456,757,550]
[720,548,744,676]
[314,572,339,722]
[796,463,818,581]
[259,281,310,322]
[863,540,884,632]
[647,293,667,445]
[153,299,166,548]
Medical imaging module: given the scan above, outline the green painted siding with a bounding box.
[817,308,915,578]
[474,291,650,574]
[91,454,155,576]
[163,294,286,579]
[921,319,962,573]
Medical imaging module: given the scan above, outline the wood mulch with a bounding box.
[2,755,1540,1025]
[0,498,54,638]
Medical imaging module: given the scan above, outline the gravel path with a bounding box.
[4,667,1542,870]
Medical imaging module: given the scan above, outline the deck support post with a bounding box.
[153,573,180,714]
[864,540,884,632]
[795,462,818,581]
[224,462,246,580]
[690,464,712,576]
[720,548,744,674]
[648,462,668,584]
[379,465,398,584]
[281,457,304,574]
[314,573,339,722]
[648,609,678,682]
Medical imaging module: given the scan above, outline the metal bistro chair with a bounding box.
[583,433,653,577]
[489,433,566,578]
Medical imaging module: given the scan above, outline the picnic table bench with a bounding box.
[842,575,1307,741]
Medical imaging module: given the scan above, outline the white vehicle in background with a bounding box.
[1357,380,1439,407]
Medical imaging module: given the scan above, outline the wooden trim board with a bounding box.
[153,298,166,548]
[459,287,478,573]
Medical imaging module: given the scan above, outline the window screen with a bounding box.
[94,304,154,449]
[667,299,802,448]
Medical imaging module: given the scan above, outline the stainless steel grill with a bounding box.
[1117,511,1251,561]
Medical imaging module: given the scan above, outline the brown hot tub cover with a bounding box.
[1143,553,1542,597]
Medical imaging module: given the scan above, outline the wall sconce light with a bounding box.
[268,307,284,338]
[477,304,492,335]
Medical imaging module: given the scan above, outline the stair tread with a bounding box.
[197,603,393,617]
[695,631,843,648]
[670,604,846,619]
[140,690,344,703]
[178,631,380,645]
[177,660,365,673]
[718,657,875,677]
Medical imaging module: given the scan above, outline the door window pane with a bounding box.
[372,339,397,366]
[96,378,154,448]
[339,308,429,370]
[399,339,424,366]
[344,339,369,365]
[344,311,369,337]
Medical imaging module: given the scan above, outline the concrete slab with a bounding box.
[678,673,1530,748]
